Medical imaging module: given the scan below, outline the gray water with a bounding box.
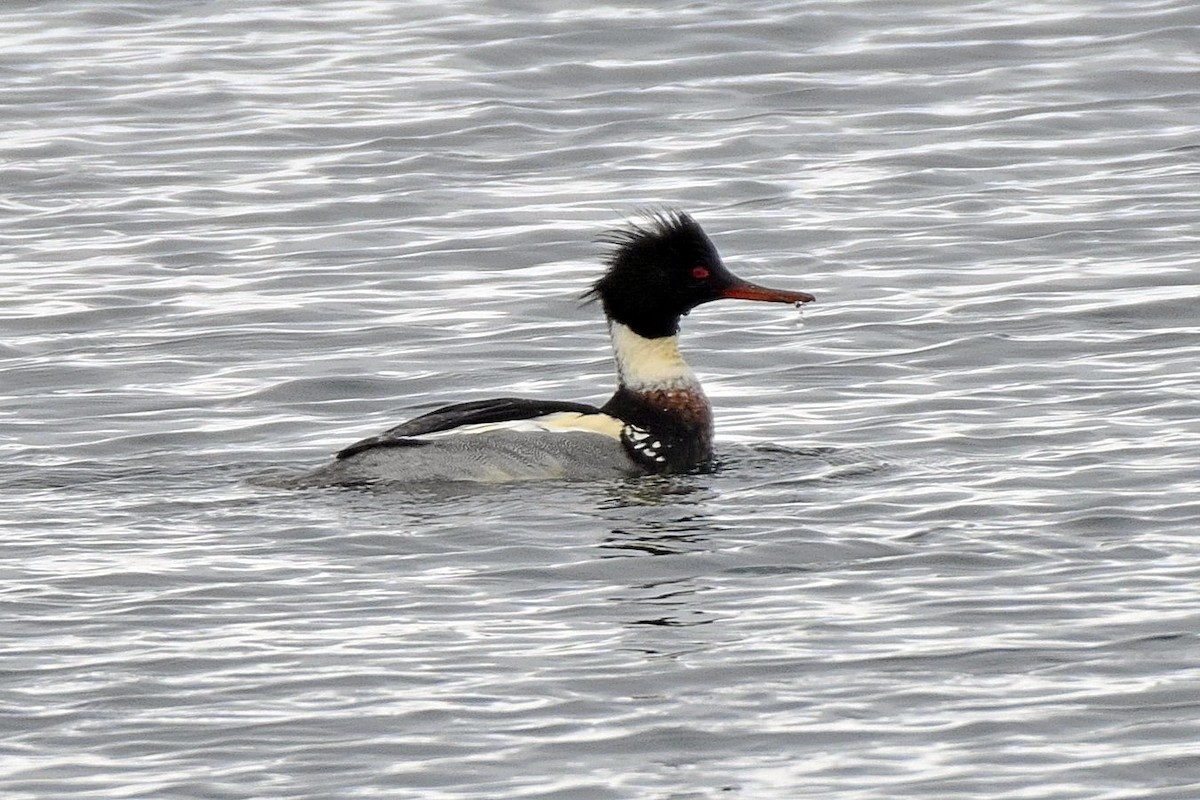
[3,1,1200,798]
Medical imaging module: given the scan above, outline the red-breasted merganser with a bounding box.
[301,211,815,485]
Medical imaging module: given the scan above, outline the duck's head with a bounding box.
[587,210,815,339]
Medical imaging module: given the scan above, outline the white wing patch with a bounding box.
[623,425,667,464]
[414,411,625,441]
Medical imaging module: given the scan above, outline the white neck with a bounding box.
[609,321,700,392]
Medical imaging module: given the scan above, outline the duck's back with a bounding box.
[296,398,642,486]
[304,428,639,485]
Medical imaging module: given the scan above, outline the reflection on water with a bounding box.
[611,577,719,630]
[600,520,717,558]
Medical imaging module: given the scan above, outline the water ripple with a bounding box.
[3,1,1200,798]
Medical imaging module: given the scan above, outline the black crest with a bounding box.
[584,210,737,339]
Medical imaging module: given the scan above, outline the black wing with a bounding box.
[336,397,604,460]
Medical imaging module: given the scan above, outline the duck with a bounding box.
[300,210,814,484]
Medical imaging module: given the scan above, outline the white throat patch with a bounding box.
[609,322,700,391]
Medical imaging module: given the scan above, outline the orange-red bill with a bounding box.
[720,279,815,305]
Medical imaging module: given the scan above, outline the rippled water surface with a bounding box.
[4,1,1200,797]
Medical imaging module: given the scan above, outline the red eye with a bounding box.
[691,266,710,280]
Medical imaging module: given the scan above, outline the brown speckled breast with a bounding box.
[600,386,715,473]
[637,388,713,435]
